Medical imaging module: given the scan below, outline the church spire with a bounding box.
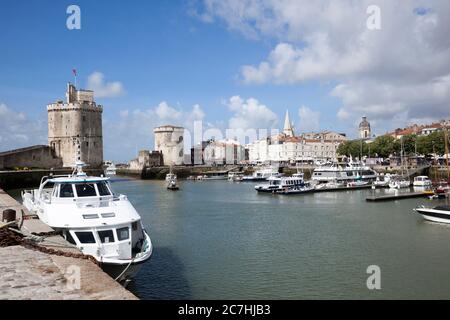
[283,110,295,137]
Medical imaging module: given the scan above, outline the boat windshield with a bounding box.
[56,181,112,198]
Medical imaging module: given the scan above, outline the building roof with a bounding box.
[359,116,370,129]
[0,145,50,157]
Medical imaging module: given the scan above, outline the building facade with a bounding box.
[153,125,184,166]
[203,139,246,165]
[129,150,163,170]
[47,83,103,167]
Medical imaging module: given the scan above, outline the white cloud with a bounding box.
[198,0,450,130]
[87,72,125,98]
[298,106,320,133]
[226,95,278,130]
[0,103,47,151]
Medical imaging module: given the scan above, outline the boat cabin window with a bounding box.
[98,230,115,243]
[97,181,111,196]
[75,231,96,244]
[75,183,97,197]
[117,227,130,241]
[60,183,75,198]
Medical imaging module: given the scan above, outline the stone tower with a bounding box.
[153,125,184,166]
[359,116,371,139]
[47,83,103,168]
[283,110,295,137]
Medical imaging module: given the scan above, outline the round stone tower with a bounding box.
[153,125,184,166]
[359,116,371,139]
[47,83,103,168]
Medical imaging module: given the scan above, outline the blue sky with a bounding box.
[1,0,450,161]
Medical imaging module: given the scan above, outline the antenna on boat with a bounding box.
[72,160,87,177]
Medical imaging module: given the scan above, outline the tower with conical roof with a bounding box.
[283,110,295,137]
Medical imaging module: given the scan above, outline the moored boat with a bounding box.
[21,161,153,282]
[413,176,432,187]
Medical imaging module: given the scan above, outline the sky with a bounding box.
[1,0,450,161]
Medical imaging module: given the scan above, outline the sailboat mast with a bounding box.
[444,122,449,181]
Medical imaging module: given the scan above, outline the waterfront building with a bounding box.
[247,118,347,164]
[47,83,103,167]
[129,150,163,170]
[388,120,450,139]
[153,125,185,166]
[203,139,246,165]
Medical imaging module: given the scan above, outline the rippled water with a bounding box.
[106,177,450,299]
[9,177,450,299]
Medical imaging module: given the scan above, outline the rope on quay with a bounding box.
[0,227,100,265]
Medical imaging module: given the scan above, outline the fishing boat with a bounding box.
[21,161,153,282]
[414,205,450,224]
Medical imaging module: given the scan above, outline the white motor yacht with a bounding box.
[389,178,411,189]
[255,175,305,193]
[413,176,432,187]
[243,167,283,181]
[312,161,377,183]
[21,162,153,282]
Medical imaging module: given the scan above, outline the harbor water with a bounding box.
[10,177,450,299]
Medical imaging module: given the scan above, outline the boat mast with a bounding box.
[444,121,449,182]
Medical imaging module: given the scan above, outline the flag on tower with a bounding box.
[72,68,77,76]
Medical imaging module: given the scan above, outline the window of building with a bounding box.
[98,230,114,243]
[75,183,97,197]
[75,231,96,244]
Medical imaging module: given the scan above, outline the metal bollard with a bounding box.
[2,209,16,223]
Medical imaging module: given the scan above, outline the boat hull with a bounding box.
[415,208,450,224]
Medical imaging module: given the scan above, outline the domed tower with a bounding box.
[359,116,371,139]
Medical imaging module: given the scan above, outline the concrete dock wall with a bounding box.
[0,188,137,300]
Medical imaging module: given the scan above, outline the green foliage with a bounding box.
[337,131,449,158]
[337,140,369,158]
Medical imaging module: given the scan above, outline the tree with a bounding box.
[337,139,369,158]
[369,135,398,158]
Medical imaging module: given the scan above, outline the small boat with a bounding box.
[414,205,450,224]
[243,166,283,181]
[373,174,394,187]
[167,180,179,190]
[166,172,179,190]
[255,175,306,193]
[104,161,117,176]
[413,176,432,187]
[434,183,449,199]
[278,182,315,195]
[347,179,369,187]
[228,172,244,182]
[389,178,410,189]
[21,161,153,282]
